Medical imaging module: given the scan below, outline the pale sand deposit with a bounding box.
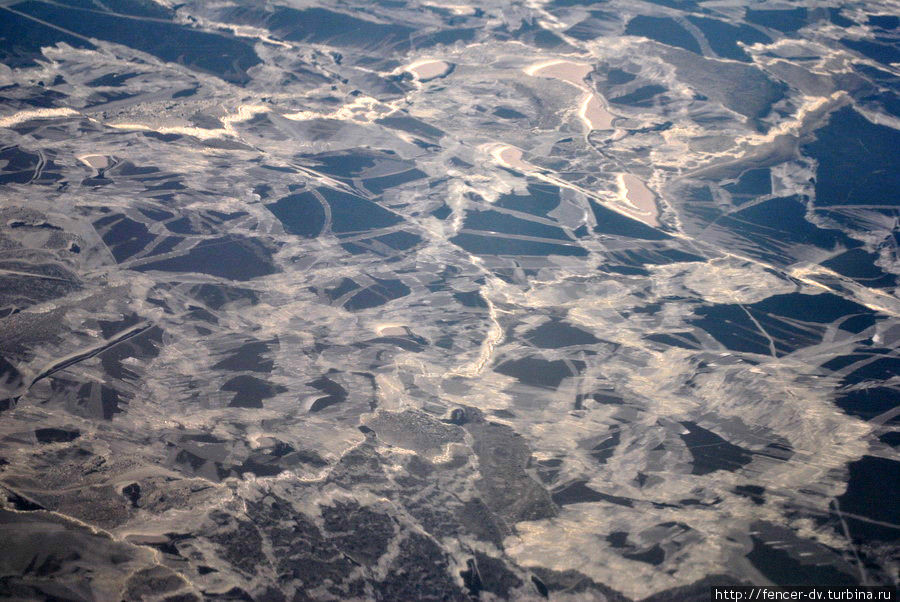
[406,59,452,81]
[525,60,616,131]
[491,145,534,171]
[0,107,79,128]
[422,3,477,15]
[580,94,615,131]
[376,324,409,337]
[107,104,271,140]
[489,144,661,228]
[619,173,660,226]
[78,155,110,170]
[525,60,592,86]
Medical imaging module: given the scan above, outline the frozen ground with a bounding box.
[0,0,899,599]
